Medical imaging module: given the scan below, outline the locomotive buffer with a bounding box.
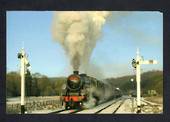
[17,48,30,114]
[132,48,157,113]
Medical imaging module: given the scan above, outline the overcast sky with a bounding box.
[7,11,163,78]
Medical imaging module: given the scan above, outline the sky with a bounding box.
[7,11,163,78]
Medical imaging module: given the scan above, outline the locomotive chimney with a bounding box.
[73,71,79,75]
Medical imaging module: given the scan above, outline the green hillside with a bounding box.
[6,71,66,97]
[105,70,163,96]
[6,70,163,97]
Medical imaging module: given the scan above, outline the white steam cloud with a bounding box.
[52,11,111,71]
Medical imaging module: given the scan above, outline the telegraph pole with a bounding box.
[18,48,30,114]
[132,48,157,113]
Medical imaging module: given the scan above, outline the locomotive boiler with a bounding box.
[62,71,122,109]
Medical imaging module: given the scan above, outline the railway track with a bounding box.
[132,97,160,108]
[94,98,124,114]
[48,97,125,114]
[49,96,162,114]
[112,99,125,113]
[75,97,126,114]
[49,109,83,114]
[132,97,162,113]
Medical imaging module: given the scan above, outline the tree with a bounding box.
[31,77,40,96]
[25,69,32,96]
[44,86,55,96]
[37,76,51,96]
[6,72,20,97]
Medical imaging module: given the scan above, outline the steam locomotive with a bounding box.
[62,71,122,109]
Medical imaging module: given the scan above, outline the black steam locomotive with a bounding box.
[62,71,122,109]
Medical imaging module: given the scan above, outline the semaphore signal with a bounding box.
[132,48,157,113]
[17,48,30,114]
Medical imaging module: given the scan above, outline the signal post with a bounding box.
[18,48,30,114]
[132,49,157,113]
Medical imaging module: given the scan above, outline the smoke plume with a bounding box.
[52,11,111,71]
